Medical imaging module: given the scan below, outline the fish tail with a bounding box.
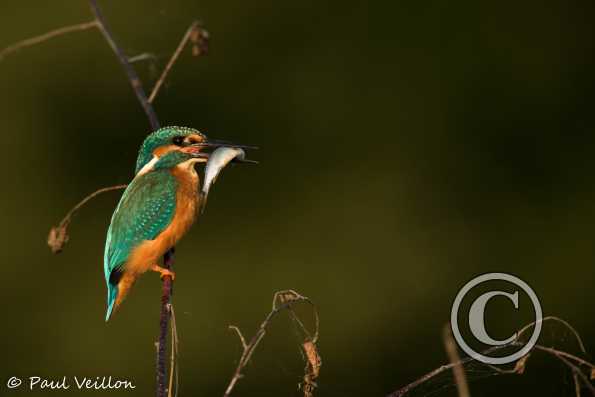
[199,191,208,214]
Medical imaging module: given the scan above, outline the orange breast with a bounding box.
[126,166,200,275]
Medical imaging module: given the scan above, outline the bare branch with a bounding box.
[167,304,180,397]
[0,21,98,62]
[574,371,582,397]
[47,184,127,253]
[516,316,587,354]
[59,184,127,227]
[88,0,160,130]
[128,52,158,63]
[530,344,595,372]
[273,289,320,343]
[224,290,320,397]
[229,326,248,351]
[388,318,595,397]
[148,21,208,103]
[554,355,595,395]
[273,291,321,397]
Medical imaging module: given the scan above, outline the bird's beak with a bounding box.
[192,139,258,150]
[183,138,258,163]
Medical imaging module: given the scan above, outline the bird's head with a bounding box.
[135,126,254,175]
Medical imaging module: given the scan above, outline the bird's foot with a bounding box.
[151,265,176,281]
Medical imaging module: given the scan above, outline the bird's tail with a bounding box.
[105,273,135,321]
[105,283,119,322]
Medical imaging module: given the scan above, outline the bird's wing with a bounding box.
[104,170,177,283]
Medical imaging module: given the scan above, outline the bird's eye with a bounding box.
[172,136,184,146]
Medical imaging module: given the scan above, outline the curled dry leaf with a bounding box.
[514,353,531,375]
[275,290,304,307]
[190,26,209,56]
[46,184,127,254]
[48,224,69,254]
[303,340,321,378]
[302,340,321,397]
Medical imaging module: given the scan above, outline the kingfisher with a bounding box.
[104,126,254,321]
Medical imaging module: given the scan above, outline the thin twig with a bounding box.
[167,303,180,397]
[223,290,320,397]
[88,0,160,130]
[555,355,595,395]
[274,290,321,397]
[229,326,248,350]
[148,20,207,103]
[61,184,127,228]
[575,371,583,397]
[443,324,470,397]
[47,184,127,253]
[0,21,98,61]
[128,52,157,63]
[388,318,595,397]
[388,341,595,397]
[530,345,595,371]
[516,316,587,354]
[273,289,320,343]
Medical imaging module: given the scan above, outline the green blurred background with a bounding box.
[1,0,594,396]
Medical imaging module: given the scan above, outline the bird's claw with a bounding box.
[151,265,176,281]
[159,269,175,281]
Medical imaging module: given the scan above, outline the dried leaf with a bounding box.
[302,340,321,397]
[190,27,209,56]
[278,291,302,305]
[189,28,200,44]
[48,225,69,254]
[303,340,321,378]
[591,368,594,380]
[514,353,531,375]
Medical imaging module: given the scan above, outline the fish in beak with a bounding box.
[190,142,258,213]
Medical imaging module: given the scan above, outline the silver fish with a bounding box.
[199,147,246,213]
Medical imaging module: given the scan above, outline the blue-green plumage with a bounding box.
[136,126,205,173]
[104,169,178,320]
[103,125,252,321]
[104,127,204,321]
